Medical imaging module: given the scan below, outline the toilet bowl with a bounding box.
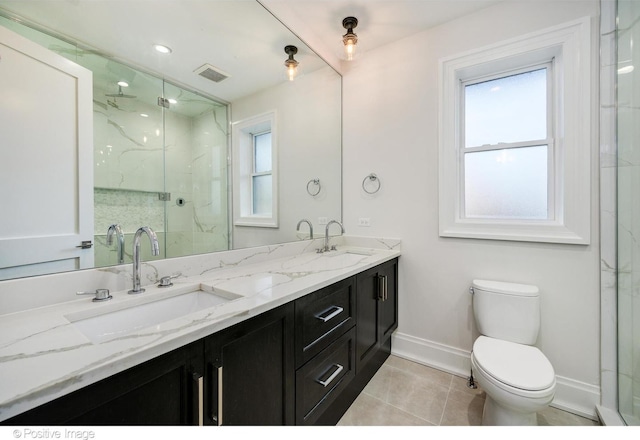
[471,336,556,425]
[470,280,556,425]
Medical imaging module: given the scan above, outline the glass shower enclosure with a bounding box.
[617,0,640,426]
[90,60,230,266]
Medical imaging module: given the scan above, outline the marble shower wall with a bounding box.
[617,0,640,424]
[92,78,229,266]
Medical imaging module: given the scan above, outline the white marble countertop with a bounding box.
[0,243,400,422]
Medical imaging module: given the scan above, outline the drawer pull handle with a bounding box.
[315,305,344,322]
[316,363,344,387]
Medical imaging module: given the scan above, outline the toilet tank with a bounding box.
[471,279,541,345]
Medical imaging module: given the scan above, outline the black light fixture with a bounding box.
[342,16,358,61]
[284,45,299,81]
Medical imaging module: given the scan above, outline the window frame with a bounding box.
[438,18,592,245]
[232,111,278,228]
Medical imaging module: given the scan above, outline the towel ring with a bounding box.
[362,173,381,194]
[307,178,321,196]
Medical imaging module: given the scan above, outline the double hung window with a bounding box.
[232,111,278,228]
[463,65,552,221]
[438,18,592,244]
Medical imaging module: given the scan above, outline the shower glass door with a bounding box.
[86,58,230,265]
[617,0,640,426]
[162,82,230,259]
[92,60,167,266]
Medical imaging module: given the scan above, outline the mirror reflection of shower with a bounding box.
[92,60,230,267]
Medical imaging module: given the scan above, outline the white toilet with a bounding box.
[470,279,556,426]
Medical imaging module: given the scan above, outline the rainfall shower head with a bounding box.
[105,85,137,98]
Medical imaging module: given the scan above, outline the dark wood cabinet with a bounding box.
[3,258,398,426]
[355,258,398,374]
[204,303,295,426]
[6,340,204,425]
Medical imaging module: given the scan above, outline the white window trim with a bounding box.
[232,110,278,228]
[438,17,592,245]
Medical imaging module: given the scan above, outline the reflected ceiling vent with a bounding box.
[194,63,230,83]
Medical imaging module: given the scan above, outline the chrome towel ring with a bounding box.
[307,178,321,196]
[362,173,381,194]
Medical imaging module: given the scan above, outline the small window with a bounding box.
[251,131,272,216]
[232,111,278,228]
[439,18,592,244]
[462,66,553,221]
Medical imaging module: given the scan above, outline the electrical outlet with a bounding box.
[358,218,371,227]
[318,217,328,225]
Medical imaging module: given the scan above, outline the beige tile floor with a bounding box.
[337,355,600,426]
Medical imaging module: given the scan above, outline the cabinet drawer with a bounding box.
[295,277,355,367]
[295,328,355,425]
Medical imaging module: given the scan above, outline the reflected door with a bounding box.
[0,26,93,280]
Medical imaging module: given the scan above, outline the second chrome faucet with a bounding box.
[129,226,160,294]
[323,220,345,252]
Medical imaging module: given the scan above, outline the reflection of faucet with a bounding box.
[296,219,313,239]
[324,220,345,252]
[128,226,160,294]
[106,224,125,264]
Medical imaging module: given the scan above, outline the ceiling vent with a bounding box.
[194,63,230,83]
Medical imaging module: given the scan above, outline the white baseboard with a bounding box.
[391,332,600,421]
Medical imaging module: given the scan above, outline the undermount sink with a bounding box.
[66,285,240,344]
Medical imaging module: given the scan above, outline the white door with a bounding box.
[0,26,93,280]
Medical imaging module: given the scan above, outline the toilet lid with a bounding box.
[473,336,555,391]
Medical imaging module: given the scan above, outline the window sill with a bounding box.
[439,220,590,245]
[234,217,278,229]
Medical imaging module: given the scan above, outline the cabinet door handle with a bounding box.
[315,305,344,322]
[211,366,223,426]
[192,373,204,426]
[378,275,388,301]
[384,275,388,301]
[316,363,344,387]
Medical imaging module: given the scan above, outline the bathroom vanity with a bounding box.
[0,239,399,425]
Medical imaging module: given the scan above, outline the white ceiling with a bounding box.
[260,0,502,67]
[0,0,502,102]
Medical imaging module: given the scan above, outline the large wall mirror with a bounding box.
[0,1,342,281]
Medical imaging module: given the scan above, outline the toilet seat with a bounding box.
[472,336,555,393]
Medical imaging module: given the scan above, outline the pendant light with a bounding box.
[284,45,299,81]
[342,17,358,61]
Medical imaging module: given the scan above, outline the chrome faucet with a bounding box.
[128,226,160,294]
[324,220,345,252]
[106,224,125,264]
[296,219,313,239]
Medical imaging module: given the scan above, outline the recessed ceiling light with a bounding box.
[168,98,177,104]
[140,113,149,118]
[117,81,129,87]
[153,44,172,54]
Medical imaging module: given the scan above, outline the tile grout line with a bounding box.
[435,373,455,426]
[360,388,435,425]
